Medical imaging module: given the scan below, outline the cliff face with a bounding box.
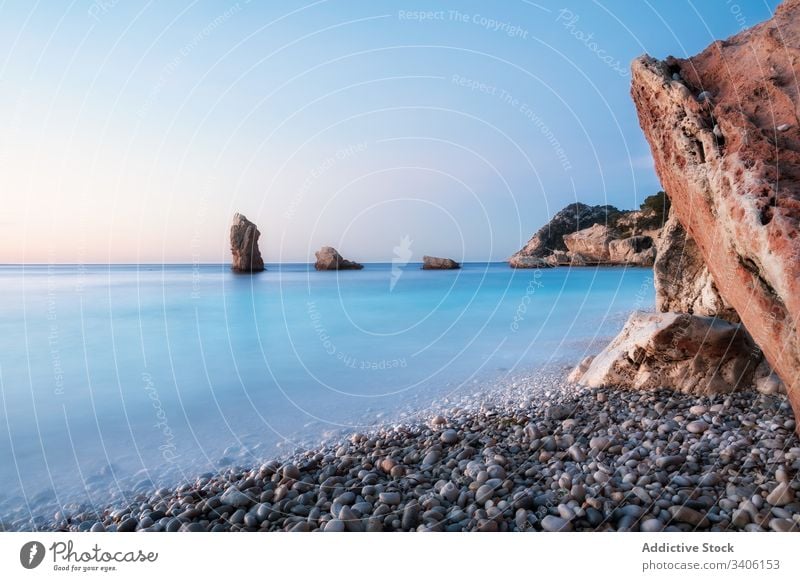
[630,0,800,411]
[230,213,265,273]
[654,216,738,322]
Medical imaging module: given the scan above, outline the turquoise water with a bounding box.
[0,263,653,527]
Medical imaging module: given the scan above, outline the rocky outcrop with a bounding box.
[230,213,265,273]
[509,255,553,269]
[510,202,666,268]
[571,312,760,395]
[314,247,363,271]
[422,256,460,270]
[563,224,616,263]
[609,235,655,266]
[630,0,800,410]
[654,216,737,321]
[510,203,622,261]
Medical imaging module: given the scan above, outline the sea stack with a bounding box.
[230,213,265,273]
[314,246,363,270]
[421,256,460,270]
[628,0,800,417]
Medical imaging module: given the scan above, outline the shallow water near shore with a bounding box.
[0,262,653,527]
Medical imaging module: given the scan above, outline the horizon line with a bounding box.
[0,260,511,266]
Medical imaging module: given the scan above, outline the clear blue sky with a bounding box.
[0,0,779,263]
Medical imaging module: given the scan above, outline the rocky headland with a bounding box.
[230,213,265,273]
[314,247,364,271]
[509,197,666,268]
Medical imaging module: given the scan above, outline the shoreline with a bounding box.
[35,373,800,533]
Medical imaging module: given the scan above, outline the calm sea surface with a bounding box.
[0,262,653,526]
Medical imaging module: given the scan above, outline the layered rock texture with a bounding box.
[230,213,265,273]
[629,0,800,407]
[509,203,662,268]
[575,312,760,395]
[654,216,737,321]
[422,256,460,270]
[314,247,363,271]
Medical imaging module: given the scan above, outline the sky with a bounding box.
[0,0,780,263]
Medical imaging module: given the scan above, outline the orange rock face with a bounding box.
[630,0,800,417]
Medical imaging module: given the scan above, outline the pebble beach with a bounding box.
[42,372,800,533]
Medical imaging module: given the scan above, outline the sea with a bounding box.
[0,262,654,528]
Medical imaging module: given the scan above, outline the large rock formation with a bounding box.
[630,0,800,411]
[422,256,460,270]
[314,247,363,271]
[654,216,737,321]
[510,203,622,261]
[510,202,666,268]
[230,213,265,273]
[563,224,616,263]
[609,235,655,266]
[572,312,760,395]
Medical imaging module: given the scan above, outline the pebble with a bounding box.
[39,382,800,534]
[402,502,420,530]
[476,485,495,505]
[686,421,709,434]
[697,91,713,102]
[767,482,795,507]
[541,515,572,532]
[656,455,685,470]
[421,450,441,467]
[379,492,401,505]
[220,488,252,508]
[440,429,459,445]
[117,518,137,533]
[668,506,709,528]
[769,518,795,532]
[567,444,587,462]
[546,405,571,421]
[441,482,459,503]
[324,519,345,532]
[640,519,663,532]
